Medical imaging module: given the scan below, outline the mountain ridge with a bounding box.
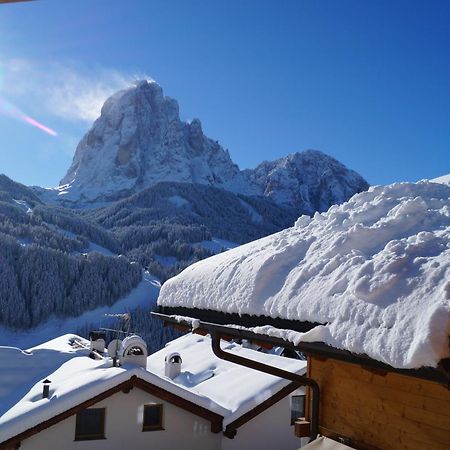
[38,80,368,212]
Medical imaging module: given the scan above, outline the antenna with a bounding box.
[102,313,135,366]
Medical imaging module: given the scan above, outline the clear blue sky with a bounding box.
[0,0,449,187]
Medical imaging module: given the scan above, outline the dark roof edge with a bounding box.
[157,305,322,333]
[153,310,450,388]
[0,375,223,449]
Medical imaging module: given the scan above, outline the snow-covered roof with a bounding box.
[432,173,450,185]
[158,181,450,370]
[0,333,306,445]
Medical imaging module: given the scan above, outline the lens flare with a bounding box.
[0,97,57,137]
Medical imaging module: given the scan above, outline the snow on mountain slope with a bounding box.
[0,271,160,349]
[243,150,369,213]
[39,80,368,213]
[0,174,42,206]
[58,80,248,204]
[158,181,450,369]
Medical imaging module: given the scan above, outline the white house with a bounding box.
[0,333,307,450]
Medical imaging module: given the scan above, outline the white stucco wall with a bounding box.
[21,387,221,450]
[17,385,308,450]
[221,394,306,450]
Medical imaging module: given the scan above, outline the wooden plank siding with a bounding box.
[306,356,450,450]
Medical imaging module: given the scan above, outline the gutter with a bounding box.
[210,329,319,441]
[152,312,320,441]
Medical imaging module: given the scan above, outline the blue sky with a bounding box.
[0,0,449,187]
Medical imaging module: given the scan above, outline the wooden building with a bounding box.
[156,310,450,450]
[155,180,450,449]
[301,354,450,450]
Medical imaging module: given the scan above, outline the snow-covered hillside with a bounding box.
[159,181,450,370]
[0,271,160,349]
[38,80,368,212]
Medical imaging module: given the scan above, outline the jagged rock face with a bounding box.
[244,150,369,213]
[60,81,246,202]
[56,80,368,212]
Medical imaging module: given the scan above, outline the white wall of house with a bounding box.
[221,394,305,450]
[20,387,222,450]
[17,386,307,450]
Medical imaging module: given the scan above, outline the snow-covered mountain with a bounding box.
[244,150,369,213]
[57,80,249,204]
[45,80,368,211]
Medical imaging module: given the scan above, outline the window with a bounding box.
[74,408,106,440]
[142,404,164,431]
[291,395,305,424]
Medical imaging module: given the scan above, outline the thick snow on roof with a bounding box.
[432,173,450,185]
[158,181,450,369]
[0,333,305,444]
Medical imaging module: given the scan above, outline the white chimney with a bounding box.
[89,331,106,353]
[120,335,148,368]
[165,352,182,379]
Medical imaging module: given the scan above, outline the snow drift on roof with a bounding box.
[158,181,450,369]
[432,173,450,185]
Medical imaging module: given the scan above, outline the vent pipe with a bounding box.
[165,352,182,379]
[42,379,51,399]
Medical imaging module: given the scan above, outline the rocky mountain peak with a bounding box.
[59,80,244,203]
[244,149,369,213]
[53,81,368,213]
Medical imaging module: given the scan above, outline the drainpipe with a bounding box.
[210,330,319,441]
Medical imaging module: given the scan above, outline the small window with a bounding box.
[75,408,105,440]
[291,395,305,424]
[143,404,164,431]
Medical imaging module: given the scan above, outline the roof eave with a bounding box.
[152,311,450,388]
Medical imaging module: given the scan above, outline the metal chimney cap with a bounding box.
[42,379,52,384]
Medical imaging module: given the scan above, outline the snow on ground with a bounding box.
[159,181,450,370]
[239,199,263,223]
[13,199,32,214]
[168,195,190,207]
[46,223,115,256]
[0,333,306,444]
[86,241,115,256]
[47,224,114,254]
[196,237,239,253]
[0,271,160,348]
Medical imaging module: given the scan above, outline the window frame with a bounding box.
[74,407,106,441]
[142,404,164,432]
[290,394,306,425]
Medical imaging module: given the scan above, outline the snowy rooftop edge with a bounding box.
[0,334,306,444]
[158,180,450,370]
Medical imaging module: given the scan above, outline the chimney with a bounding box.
[42,379,51,399]
[89,330,106,353]
[120,335,148,368]
[165,352,182,380]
